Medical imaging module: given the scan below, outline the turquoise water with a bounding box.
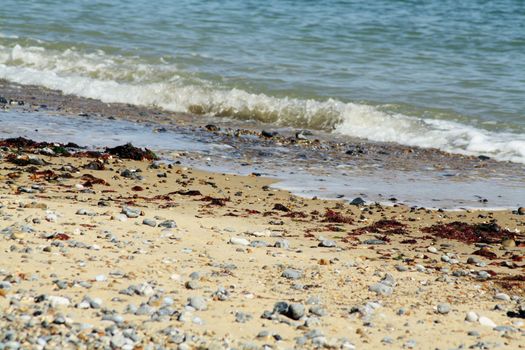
[1,0,524,162]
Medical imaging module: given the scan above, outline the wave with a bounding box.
[1,42,524,164]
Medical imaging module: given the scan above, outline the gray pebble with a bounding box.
[158,220,177,228]
[143,219,157,227]
[437,303,450,314]
[287,303,305,320]
[318,240,336,248]
[185,280,200,290]
[121,206,140,218]
[188,296,207,311]
[274,239,290,249]
[281,269,302,280]
[369,283,393,296]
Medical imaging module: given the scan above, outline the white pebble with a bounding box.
[494,293,510,301]
[95,274,107,282]
[229,237,250,246]
[465,311,478,322]
[427,246,438,253]
[48,296,70,308]
[479,316,497,328]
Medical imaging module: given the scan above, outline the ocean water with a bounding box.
[1,0,524,162]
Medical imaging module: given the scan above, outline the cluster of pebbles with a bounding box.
[0,134,524,349]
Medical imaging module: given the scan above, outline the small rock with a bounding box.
[282,269,302,280]
[48,296,70,308]
[188,296,207,311]
[122,207,141,218]
[318,239,336,248]
[494,293,510,302]
[437,303,450,314]
[479,316,497,328]
[287,303,305,320]
[159,220,177,228]
[230,237,250,246]
[350,197,366,206]
[274,239,290,249]
[143,219,157,227]
[185,280,200,290]
[427,246,438,254]
[465,311,479,322]
[369,283,393,296]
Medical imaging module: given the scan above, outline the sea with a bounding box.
[1,0,524,208]
[1,0,524,162]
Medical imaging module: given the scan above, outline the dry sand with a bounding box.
[0,140,523,350]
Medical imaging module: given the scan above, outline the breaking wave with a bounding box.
[1,42,524,164]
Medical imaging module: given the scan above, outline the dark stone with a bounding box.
[261,130,278,138]
[350,197,366,206]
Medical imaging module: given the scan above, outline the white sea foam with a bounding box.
[1,43,524,164]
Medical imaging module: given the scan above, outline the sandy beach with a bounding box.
[0,111,524,349]
[2,1,525,347]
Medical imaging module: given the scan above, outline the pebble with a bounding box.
[478,316,497,328]
[95,274,107,282]
[309,305,327,317]
[188,296,207,311]
[477,271,491,279]
[48,296,70,308]
[287,303,305,320]
[350,197,366,206]
[274,239,290,249]
[369,283,393,296]
[281,269,302,280]
[404,339,417,348]
[362,239,386,245]
[159,220,177,228]
[318,239,336,248]
[395,265,408,272]
[467,256,481,264]
[493,325,516,333]
[465,311,479,322]
[45,213,58,222]
[437,303,450,314]
[229,237,250,246]
[494,293,510,302]
[185,280,200,290]
[427,246,438,254]
[122,207,140,218]
[143,218,157,227]
[235,312,252,323]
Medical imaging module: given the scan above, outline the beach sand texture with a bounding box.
[0,136,523,349]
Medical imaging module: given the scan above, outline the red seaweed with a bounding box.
[422,221,516,244]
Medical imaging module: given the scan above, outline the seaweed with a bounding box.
[106,143,158,161]
[322,209,353,224]
[350,219,407,236]
[273,203,290,212]
[282,211,308,219]
[81,174,108,186]
[472,247,498,260]
[421,221,515,244]
[201,196,230,206]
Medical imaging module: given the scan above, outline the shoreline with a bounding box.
[0,121,524,348]
[2,79,525,210]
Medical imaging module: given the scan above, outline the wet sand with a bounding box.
[2,79,525,209]
[0,81,524,349]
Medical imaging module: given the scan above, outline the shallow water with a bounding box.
[1,110,523,209]
[1,0,524,163]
